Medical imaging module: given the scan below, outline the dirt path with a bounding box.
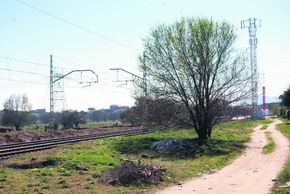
[158,119,290,194]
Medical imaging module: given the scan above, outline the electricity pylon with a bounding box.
[241,18,261,111]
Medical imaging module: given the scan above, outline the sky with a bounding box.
[0,0,290,111]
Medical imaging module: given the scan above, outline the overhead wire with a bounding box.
[0,77,132,95]
[14,0,138,51]
[0,55,49,68]
[0,67,48,77]
[4,0,143,108]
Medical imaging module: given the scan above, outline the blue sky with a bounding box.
[0,0,290,110]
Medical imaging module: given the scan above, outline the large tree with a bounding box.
[2,94,32,130]
[140,18,251,144]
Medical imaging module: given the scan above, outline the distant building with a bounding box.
[88,107,96,112]
[109,105,119,111]
[33,109,46,113]
[109,105,129,112]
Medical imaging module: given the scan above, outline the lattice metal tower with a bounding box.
[241,18,261,111]
[49,55,98,114]
[49,55,66,112]
[53,70,66,112]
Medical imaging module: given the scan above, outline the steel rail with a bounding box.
[0,129,156,158]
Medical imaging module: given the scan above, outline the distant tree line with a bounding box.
[0,94,127,131]
[120,97,252,128]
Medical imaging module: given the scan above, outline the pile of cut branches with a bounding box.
[103,160,166,186]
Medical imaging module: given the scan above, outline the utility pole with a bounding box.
[241,18,261,112]
[49,55,54,113]
[262,86,266,114]
[142,52,148,122]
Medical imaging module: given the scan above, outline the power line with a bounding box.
[0,78,48,86]
[0,55,89,80]
[0,55,49,67]
[0,67,48,77]
[53,56,112,75]
[15,0,138,51]
[0,55,135,91]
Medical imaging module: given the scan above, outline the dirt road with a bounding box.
[158,119,290,194]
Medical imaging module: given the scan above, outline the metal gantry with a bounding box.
[110,58,148,122]
[49,55,98,113]
[241,18,261,111]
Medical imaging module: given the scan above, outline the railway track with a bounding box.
[0,128,156,158]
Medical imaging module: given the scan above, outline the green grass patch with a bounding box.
[79,120,122,129]
[0,119,260,193]
[262,132,276,154]
[278,121,290,139]
[272,120,290,193]
[272,159,290,194]
[260,119,273,125]
[0,169,7,182]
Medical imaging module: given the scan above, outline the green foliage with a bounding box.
[58,111,87,129]
[140,17,251,143]
[280,86,290,109]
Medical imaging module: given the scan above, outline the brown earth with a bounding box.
[0,126,142,145]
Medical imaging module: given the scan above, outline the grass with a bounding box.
[272,120,290,194]
[0,119,264,194]
[79,120,123,129]
[260,119,273,125]
[262,132,276,154]
[277,120,290,139]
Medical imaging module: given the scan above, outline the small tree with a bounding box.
[140,17,251,144]
[59,111,74,129]
[71,111,87,129]
[59,111,87,129]
[1,94,32,130]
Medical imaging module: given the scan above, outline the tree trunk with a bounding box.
[15,125,21,131]
[198,127,209,145]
